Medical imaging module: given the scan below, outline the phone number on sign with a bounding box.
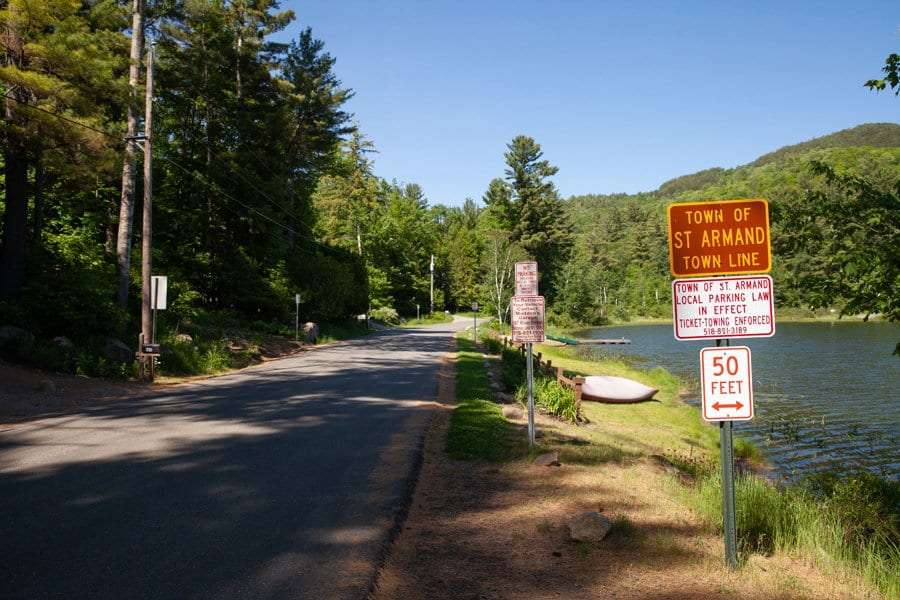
[702,326,749,337]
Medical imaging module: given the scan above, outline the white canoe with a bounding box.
[581,375,658,404]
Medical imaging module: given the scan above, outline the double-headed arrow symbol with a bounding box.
[712,401,744,411]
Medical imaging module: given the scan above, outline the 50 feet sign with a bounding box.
[700,346,754,422]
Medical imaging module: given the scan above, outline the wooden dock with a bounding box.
[575,338,630,345]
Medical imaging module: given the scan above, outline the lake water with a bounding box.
[578,322,900,481]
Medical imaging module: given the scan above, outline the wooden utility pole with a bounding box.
[429,254,434,315]
[140,45,155,378]
[116,0,144,308]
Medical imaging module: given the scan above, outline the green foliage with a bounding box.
[865,54,900,96]
[515,376,579,423]
[369,306,400,324]
[781,161,899,323]
[159,337,231,376]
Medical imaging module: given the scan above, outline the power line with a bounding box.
[2,91,125,142]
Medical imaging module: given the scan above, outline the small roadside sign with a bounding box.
[151,276,167,310]
[672,275,775,340]
[700,346,754,422]
[515,261,539,296]
[511,295,545,343]
[295,293,301,305]
[667,199,771,277]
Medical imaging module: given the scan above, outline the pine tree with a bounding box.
[484,135,572,299]
[0,0,127,300]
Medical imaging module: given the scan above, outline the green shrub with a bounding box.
[369,306,400,324]
[159,337,230,375]
[515,377,579,423]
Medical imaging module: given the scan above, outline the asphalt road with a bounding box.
[0,318,465,599]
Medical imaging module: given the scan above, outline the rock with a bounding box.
[567,511,612,543]
[501,404,524,420]
[39,379,56,393]
[174,333,193,343]
[495,391,515,404]
[0,325,34,349]
[52,336,74,349]
[102,337,134,364]
[534,451,560,467]
[302,322,319,344]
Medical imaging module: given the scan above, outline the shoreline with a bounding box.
[564,313,891,330]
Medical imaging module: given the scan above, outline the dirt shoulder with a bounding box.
[0,336,340,424]
[370,342,874,600]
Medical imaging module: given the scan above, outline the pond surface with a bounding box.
[577,322,900,481]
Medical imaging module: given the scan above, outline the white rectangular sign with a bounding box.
[510,295,545,343]
[672,275,775,340]
[151,276,167,310]
[514,261,539,297]
[700,346,754,422]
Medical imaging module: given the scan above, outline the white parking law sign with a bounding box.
[672,275,775,340]
[510,295,545,343]
[700,346,754,422]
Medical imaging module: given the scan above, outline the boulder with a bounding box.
[102,337,134,364]
[52,336,74,349]
[174,333,193,344]
[501,404,524,420]
[302,322,319,344]
[567,512,612,543]
[534,451,560,467]
[495,391,515,404]
[0,325,33,349]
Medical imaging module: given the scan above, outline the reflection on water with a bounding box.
[580,322,900,481]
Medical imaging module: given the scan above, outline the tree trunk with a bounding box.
[32,151,44,243]
[115,0,144,308]
[0,141,29,300]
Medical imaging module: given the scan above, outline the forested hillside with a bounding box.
[564,126,900,323]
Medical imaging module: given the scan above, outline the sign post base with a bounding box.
[720,419,738,569]
[526,342,535,448]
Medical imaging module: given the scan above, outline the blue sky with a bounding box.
[278,1,899,205]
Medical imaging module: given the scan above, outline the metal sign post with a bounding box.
[510,295,544,449]
[295,293,301,341]
[416,304,420,321]
[526,342,535,446]
[716,338,738,569]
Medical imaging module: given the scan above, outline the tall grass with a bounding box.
[679,472,900,598]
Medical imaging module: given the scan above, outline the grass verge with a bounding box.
[445,336,526,461]
[398,312,454,327]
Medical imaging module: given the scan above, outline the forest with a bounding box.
[1,0,898,375]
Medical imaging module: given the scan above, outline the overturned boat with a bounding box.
[580,375,658,403]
